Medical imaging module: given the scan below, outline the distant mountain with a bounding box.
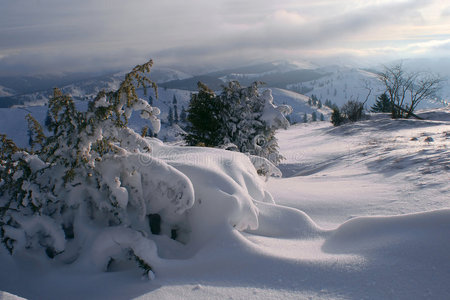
[160,61,324,91]
[0,67,192,108]
[1,59,447,110]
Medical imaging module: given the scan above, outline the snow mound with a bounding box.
[324,209,450,255]
[149,139,275,248]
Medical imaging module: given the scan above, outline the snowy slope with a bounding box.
[0,88,192,147]
[0,85,15,97]
[292,65,449,110]
[1,107,449,299]
[0,87,325,146]
[271,88,332,123]
[272,108,450,228]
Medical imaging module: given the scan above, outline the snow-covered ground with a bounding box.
[1,107,449,299]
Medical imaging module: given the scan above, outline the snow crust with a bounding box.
[1,106,450,299]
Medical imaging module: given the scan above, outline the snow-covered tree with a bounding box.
[185,81,291,166]
[0,60,195,277]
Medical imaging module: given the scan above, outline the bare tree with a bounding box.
[378,63,442,118]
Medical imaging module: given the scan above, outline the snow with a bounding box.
[0,86,15,97]
[1,104,450,299]
[271,88,331,123]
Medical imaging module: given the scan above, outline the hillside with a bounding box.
[0,86,329,147]
[0,68,191,108]
[1,60,448,113]
[1,107,449,299]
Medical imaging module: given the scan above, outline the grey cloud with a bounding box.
[0,0,445,75]
[156,0,432,61]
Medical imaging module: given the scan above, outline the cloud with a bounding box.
[0,0,447,75]
[442,6,450,17]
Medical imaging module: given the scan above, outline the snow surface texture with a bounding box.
[1,107,450,299]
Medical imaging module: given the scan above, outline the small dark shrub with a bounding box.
[342,100,364,122]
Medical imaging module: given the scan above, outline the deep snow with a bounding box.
[1,107,449,299]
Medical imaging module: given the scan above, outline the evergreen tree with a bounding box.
[185,82,223,147]
[148,95,153,106]
[185,81,291,165]
[44,109,53,129]
[174,105,179,124]
[331,107,344,126]
[0,60,181,275]
[371,93,391,113]
[168,107,174,126]
[311,111,317,122]
[173,95,179,123]
[180,106,187,123]
[320,113,325,121]
[27,128,33,147]
[303,113,308,123]
[311,94,318,106]
[317,100,322,109]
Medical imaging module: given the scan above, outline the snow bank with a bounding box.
[148,139,274,248]
[324,209,450,255]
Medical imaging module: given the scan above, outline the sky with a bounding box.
[1,0,450,75]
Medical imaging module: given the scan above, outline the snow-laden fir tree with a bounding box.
[0,60,195,277]
[185,81,292,166]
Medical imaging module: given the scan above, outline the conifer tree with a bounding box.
[168,107,174,126]
[331,107,344,126]
[0,60,192,276]
[371,93,391,113]
[185,81,291,165]
[44,109,53,129]
[180,106,187,123]
[173,95,179,123]
[311,111,317,122]
[185,82,224,147]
